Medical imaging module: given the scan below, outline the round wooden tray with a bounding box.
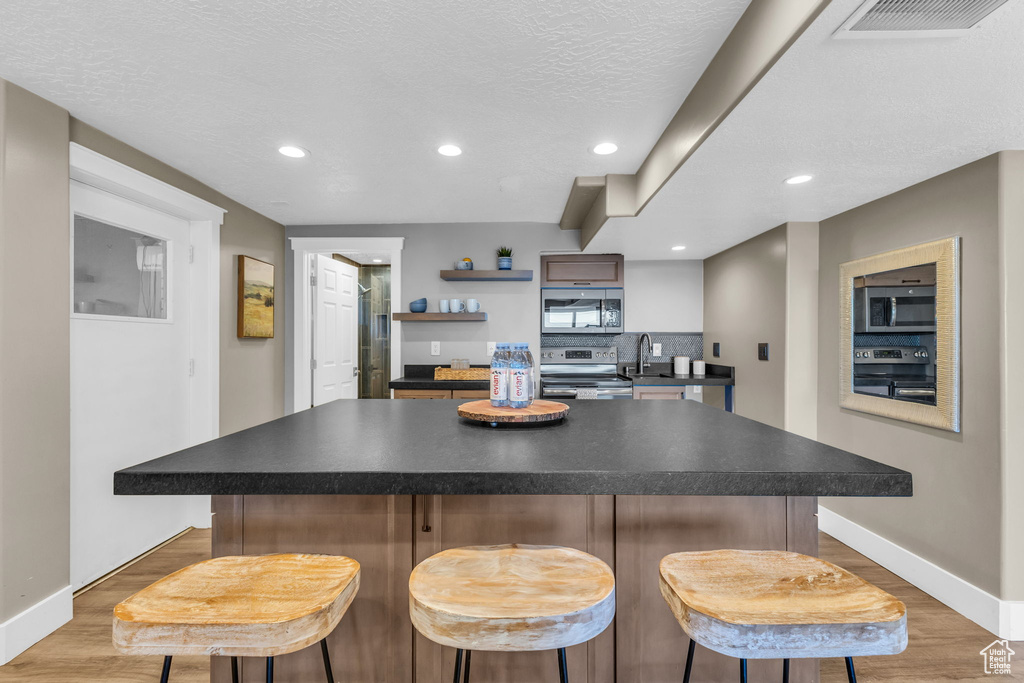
[457,399,570,425]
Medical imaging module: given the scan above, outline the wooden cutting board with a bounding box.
[457,400,570,424]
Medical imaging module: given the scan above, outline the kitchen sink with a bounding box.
[618,371,665,380]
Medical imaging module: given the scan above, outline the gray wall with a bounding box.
[625,260,703,332]
[0,81,71,621]
[70,121,287,436]
[286,225,707,388]
[0,80,288,630]
[702,225,788,428]
[286,223,582,368]
[817,155,1004,596]
[998,151,1024,601]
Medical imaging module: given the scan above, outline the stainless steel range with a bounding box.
[853,345,935,405]
[539,346,633,400]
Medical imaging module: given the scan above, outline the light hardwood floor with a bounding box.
[0,528,1020,681]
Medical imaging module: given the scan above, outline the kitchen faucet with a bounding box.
[636,333,653,375]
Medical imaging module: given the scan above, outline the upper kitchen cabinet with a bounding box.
[540,254,624,287]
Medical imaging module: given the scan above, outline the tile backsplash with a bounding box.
[541,333,703,363]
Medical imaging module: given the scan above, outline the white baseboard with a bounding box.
[0,585,72,665]
[818,506,1023,640]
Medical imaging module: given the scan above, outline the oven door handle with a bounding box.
[543,387,578,397]
[895,387,935,398]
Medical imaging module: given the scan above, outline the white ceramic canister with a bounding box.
[673,356,690,375]
[692,360,707,376]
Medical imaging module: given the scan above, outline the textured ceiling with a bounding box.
[587,0,1024,259]
[0,0,750,226]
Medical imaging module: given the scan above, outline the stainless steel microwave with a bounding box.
[854,286,936,333]
[541,288,623,334]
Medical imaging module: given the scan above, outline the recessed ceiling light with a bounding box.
[372,259,383,263]
[438,144,462,157]
[593,142,618,155]
[671,245,686,251]
[278,145,309,158]
[785,174,813,185]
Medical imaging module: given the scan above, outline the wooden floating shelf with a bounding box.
[393,312,488,322]
[440,269,533,282]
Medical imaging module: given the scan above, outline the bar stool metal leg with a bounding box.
[452,648,464,683]
[846,657,857,683]
[557,647,569,683]
[320,639,335,683]
[266,656,274,683]
[159,656,173,683]
[463,650,472,682]
[231,656,239,683]
[739,658,747,683]
[782,658,790,683]
[682,638,695,683]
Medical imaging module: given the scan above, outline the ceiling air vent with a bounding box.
[834,0,1011,38]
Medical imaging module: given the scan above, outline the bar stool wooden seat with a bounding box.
[113,553,360,683]
[409,544,615,682]
[660,550,906,683]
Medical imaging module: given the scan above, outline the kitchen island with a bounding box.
[115,399,911,683]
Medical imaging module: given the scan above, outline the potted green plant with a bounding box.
[496,246,513,270]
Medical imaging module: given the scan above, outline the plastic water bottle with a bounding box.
[522,344,536,402]
[508,343,532,409]
[490,343,510,407]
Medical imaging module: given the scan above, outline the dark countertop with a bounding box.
[115,399,911,498]
[389,377,489,390]
[389,364,489,391]
[618,362,735,386]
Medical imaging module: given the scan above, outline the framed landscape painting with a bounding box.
[238,255,275,338]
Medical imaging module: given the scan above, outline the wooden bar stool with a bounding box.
[409,544,615,682]
[660,550,906,683]
[113,553,360,682]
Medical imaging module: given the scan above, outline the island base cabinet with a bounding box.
[211,495,816,683]
[211,495,414,683]
[615,496,819,683]
[413,495,615,683]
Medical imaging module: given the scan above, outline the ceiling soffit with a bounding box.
[559,0,833,248]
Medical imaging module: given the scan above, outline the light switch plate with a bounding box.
[758,342,769,361]
[431,341,441,356]
[487,341,496,357]
[713,342,721,357]
[652,343,662,356]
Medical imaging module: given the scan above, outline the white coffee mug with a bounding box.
[439,299,450,313]
[466,298,481,313]
[449,298,466,313]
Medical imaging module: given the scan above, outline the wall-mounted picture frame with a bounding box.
[238,255,275,338]
[839,237,960,432]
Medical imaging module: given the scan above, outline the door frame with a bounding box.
[288,237,404,413]
[69,142,224,445]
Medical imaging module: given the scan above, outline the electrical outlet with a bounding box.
[431,341,441,356]
[691,385,702,394]
[758,342,769,361]
[652,343,662,356]
[487,341,496,357]
[713,342,721,357]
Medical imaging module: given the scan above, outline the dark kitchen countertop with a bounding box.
[115,399,911,498]
[389,364,489,391]
[618,362,735,386]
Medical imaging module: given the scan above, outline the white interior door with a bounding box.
[70,182,200,589]
[313,255,359,405]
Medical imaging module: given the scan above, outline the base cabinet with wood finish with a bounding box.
[393,389,489,399]
[632,386,684,400]
[211,494,817,683]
